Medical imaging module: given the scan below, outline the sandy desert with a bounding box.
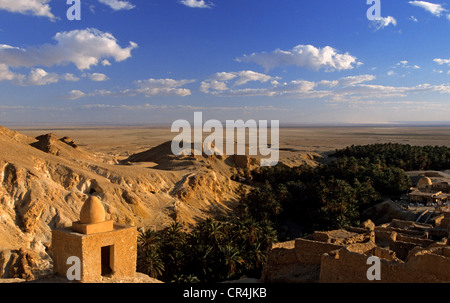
[14,125,450,164]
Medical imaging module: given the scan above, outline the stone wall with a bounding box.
[262,218,450,283]
[320,244,450,283]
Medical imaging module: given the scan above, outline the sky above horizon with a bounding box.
[0,0,450,125]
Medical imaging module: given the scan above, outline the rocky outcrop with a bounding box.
[0,126,242,280]
[231,155,260,169]
[0,248,49,281]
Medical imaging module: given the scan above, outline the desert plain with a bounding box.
[11,125,450,165]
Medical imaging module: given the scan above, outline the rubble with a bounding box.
[262,214,450,283]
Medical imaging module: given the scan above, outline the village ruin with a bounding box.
[408,174,450,206]
[262,173,450,283]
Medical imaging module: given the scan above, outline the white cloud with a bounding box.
[85,73,109,82]
[180,0,213,8]
[201,73,377,99]
[0,28,138,71]
[434,58,450,65]
[200,80,229,93]
[0,0,55,20]
[331,83,448,102]
[370,16,397,30]
[69,78,195,99]
[25,68,59,86]
[200,71,278,94]
[200,71,450,103]
[233,71,276,86]
[97,0,135,11]
[134,78,195,97]
[409,15,419,22]
[396,60,421,69]
[63,73,80,82]
[337,75,376,87]
[0,65,81,86]
[0,64,22,82]
[409,1,447,16]
[68,90,86,100]
[236,44,359,72]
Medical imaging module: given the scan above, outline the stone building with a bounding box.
[262,215,450,283]
[408,176,450,205]
[51,196,137,282]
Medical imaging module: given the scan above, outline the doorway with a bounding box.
[101,245,113,276]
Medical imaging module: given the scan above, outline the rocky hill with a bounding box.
[0,126,242,280]
[0,125,322,281]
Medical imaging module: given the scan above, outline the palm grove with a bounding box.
[137,143,450,282]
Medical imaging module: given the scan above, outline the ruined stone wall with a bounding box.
[294,238,343,265]
[263,218,450,283]
[319,243,408,283]
[261,238,343,282]
[319,234,450,283]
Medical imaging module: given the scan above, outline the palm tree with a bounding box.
[137,228,161,252]
[221,245,244,279]
[257,219,278,248]
[247,242,266,271]
[137,249,164,278]
[163,221,186,247]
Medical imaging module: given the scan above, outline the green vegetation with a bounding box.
[137,218,277,283]
[137,143,450,282]
[332,143,450,171]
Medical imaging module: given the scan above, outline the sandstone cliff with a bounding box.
[0,126,242,280]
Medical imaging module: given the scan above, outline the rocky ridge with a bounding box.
[0,126,322,281]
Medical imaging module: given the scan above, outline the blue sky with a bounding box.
[0,0,450,125]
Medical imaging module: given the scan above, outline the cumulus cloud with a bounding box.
[201,70,321,98]
[97,0,135,11]
[63,73,80,82]
[68,90,86,100]
[236,44,359,72]
[409,1,447,16]
[84,73,109,82]
[0,64,83,86]
[0,0,55,20]
[200,71,450,103]
[134,78,195,97]
[180,0,213,8]
[0,28,138,70]
[434,58,450,65]
[69,78,195,99]
[0,64,23,82]
[200,71,278,94]
[25,68,59,86]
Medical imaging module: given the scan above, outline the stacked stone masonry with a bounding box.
[262,212,450,283]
